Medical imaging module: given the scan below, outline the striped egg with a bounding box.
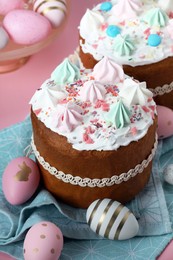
[33,0,67,28]
[86,198,139,240]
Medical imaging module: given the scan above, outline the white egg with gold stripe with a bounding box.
[33,0,67,28]
[86,198,139,240]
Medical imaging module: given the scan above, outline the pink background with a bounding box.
[0,0,172,259]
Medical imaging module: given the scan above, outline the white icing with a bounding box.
[79,0,173,66]
[29,79,67,111]
[30,59,157,151]
[119,78,153,106]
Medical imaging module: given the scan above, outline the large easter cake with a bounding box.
[79,0,173,109]
[30,56,158,209]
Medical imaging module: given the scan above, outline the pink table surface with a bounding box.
[0,0,173,259]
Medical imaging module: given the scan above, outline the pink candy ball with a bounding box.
[3,9,52,45]
[0,0,24,16]
[23,221,64,260]
[157,105,173,139]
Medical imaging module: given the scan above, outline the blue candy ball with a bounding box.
[100,2,112,11]
[148,34,161,47]
[106,25,121,37]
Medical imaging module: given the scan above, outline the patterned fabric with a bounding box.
[0,116,173,260]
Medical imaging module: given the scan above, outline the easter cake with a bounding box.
[79,0,173,109]
[30,56,158,209]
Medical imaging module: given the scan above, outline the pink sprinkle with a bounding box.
[142,106,150,113]
[149,105,156,111]
[169,12,173,18]
[84,110,89,114]
[90,118,98,124]
[83,132,94,144]
[100,23,108,31]
[131,127,137,135]
[86,126,95,134]
[144,28,150,38]
[92,44,98,49]
[102,103,110,111]
[171,46,173,52]
[34,108,42,115]
[59,99,68,104]
[119,21,125,26]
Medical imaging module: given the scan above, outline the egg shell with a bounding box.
[163,164,173,185]
[2,157,40,205]
[3,10,52,45]
[23,221,63,260]
[0,27,9,49]
[157,105,173,139]
[0,0,24,16]
[33,0,67,28]
[86,198,139,240]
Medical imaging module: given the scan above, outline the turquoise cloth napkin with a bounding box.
[0,116,173,260]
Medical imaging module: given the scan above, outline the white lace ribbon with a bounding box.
[31,134,158,188]
[149,81,173,97]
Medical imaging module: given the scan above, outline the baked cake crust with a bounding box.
[31,109,157,208]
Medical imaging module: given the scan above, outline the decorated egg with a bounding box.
[2,157,40,205]
[33,0,67,28]
[86,198,139,240]
[0,0,24,16]
[157,105,173,139]
[163,164,173,185]
[3,9,52,45]
[23,221,63,260]
[0,27,9,49]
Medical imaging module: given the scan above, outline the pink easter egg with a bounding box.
[3,9,52,45]
[33,0,67,28]
[157,105,173,139]
[0,0,24,16]
[2,157,40,205]
[23,221,63,260]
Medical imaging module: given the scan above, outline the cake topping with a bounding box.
[104,100,131,129]
[142,8,168,27]
[158,0,173,15]
[29,80,67,112]
[167,19,173,39]
[31,55,156,151]
[113,35,135,56]
[51,58,80,85]
[111,0,142,20]
[147,33,162,47]
[119,79,153,107]
[92,56,124,84]
[79,0,173,66]
[51,102,83,133]
[106,25,121,37]
[79,9,104,40]
[79,80,106,103]
[100,2,113,12]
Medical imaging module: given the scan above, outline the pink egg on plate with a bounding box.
[3,9,52,45]
[157,105,173,139]
[2,157,40,205]
[0,0,24,16]
[33,0,67,28]
[23,221,63,260]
